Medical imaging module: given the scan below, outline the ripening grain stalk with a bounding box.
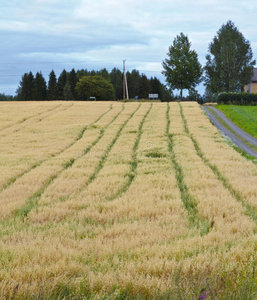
[0,101,256,299]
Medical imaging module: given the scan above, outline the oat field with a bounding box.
[0,101,257,299]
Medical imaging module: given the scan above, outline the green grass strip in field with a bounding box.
[167,103,211,236]
[86,103,141,186]
[106,103,153,201]
[0,103,62,134]
[0,104,114,195]
[179,103,257,227]
[11,104,126,220]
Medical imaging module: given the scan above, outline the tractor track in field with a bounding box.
[0,104,63,135]
[0,104,126,220]
[180,103,257,225]
[202,106,257,159]
[105,103,152,202]
[0,104,113,194]
[14,103,140,220]
[167,103,211,235]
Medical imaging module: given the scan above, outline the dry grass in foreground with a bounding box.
[0,101,257,299]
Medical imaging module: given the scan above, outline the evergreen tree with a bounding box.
[98,68,110,81]
[90,70,96,76]
[160,85,172,102]
[139,74,150,99]
[63,82,73,100]
[205,20,256,93]
[127,69,141,98]
[162,32,203,99]
[76,69,89,78]
[56,69,67,100]
[110,68,123,100]
[33,72,47,100]
[68,68,78,100]
[150,77,162,97]
[0,93,13,101]
[47,70,57,100]
[17,72,34,100]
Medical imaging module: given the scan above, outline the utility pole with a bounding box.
[123,60,129,100]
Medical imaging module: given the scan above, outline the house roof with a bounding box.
[251,68,257,82]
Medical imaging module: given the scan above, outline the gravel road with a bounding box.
[202,106,257,159]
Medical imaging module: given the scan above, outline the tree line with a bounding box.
[2,20,255,102]
[14,68,170,101]
[0,93,14,101]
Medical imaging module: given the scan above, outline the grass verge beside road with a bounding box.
[216,105,257,139]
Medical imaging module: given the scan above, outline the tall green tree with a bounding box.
[47,70,57,100]
[162,32,203,99]
[205,21,256,93]
[68,68,78,100]
[56,69,67,100]
[127,69,141,98]
[139,74,150,99]
[160,85,172,102]
[150,77,162,96]
[63,82,73,100]
[75,75,115,100]
[98,68,110,81]
[33,72,47,100]
[0,93,13,101]
[76,69,89,78]
[17,72,34,100]
[110,68,123,100]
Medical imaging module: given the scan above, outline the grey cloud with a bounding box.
[1,0,257,95]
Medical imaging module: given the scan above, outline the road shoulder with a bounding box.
[202,106,257,159]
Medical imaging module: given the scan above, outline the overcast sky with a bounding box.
[1,0,257,96]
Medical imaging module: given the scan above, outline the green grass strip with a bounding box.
[82,104,124,157]
[106,103,153,201]
[13,104,127,220]
[11,105,128,220]
[217,105,257,139]
[167,103,211,236]
[207,106,257,155]
[0,103,62,133]
[215,115,257,154]
[179,103,257,226]
[205,107,257,163]
[14,174,60,221]
[27,105,124,217]
[85,103,141,187]
[0,104,113,194]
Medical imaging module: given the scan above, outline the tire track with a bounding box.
[7,104,125,220]
[167,103,211,236]
[0,104,62,136]
[77,103,141,193]
[13,103,75,133]
[105,103,152,201]
[24,104,141,222]
[179,103,257,225]
[0,104,113,195]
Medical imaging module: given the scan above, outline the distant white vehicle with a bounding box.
[90,97,96,101]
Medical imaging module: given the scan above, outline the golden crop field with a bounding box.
[0,101,257,299]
